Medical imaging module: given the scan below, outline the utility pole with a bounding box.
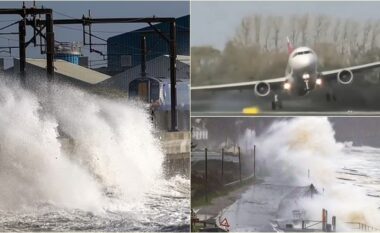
[141,35,147,78]
[45,12,54,80]
[0,7,54,80]
[18,17,26,82]
[169,21,177,131]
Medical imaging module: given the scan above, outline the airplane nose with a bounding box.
[292,55,315,71]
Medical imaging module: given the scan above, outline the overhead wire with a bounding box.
[0,21,19,31]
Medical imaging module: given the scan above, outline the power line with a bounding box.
[55,24,82,32]
[53,10,78,20]
[56,24,126,34]
[0,21,19,31]
[0,36,18,42]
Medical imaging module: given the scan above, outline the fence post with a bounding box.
[238,146,242,183]
[205,148,208,202]
[322,209,327,232]
[221,148,224,183]
[332,216,336,232]
[253,145,256,177]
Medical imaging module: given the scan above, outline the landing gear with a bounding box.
[271,94,283,110]
[326,92,337,102]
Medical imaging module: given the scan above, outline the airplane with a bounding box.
[191,37,380,110]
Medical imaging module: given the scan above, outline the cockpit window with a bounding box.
[292,50,312,57]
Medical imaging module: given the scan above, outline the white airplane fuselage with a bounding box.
[285,46,319,96]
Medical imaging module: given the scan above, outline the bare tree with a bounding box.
[371,20,380,49]
[253,14,262,46]
[348,21,360,51]
[289,15,299,45]
[263,15,273,51]
[272,16,283,51]
[233,16,253,47]
[341,19,350,55]
[361,20,372,52]
[298,14,309,46]
[313,15,330,46]
[332,19,341,53]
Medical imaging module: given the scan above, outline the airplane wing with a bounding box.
[321,61,380,77]
[191,77,287,91]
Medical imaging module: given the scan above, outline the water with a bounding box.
[0,77,190,231]
[0,175,190,231]
[219,117,380,231]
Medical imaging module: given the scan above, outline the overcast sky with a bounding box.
[0,1,189,68]
[191,1,380,50]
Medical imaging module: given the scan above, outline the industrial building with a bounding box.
[12,58,111,87]
[4,18,190,131]
[99,55,189,90]
[4,42,107,87]
[107,15,189,74]
[98,54,190,131]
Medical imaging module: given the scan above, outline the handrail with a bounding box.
[345,222,380,231]
[224,173,255,187]
[302,220,323,229]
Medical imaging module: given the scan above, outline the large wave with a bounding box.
[0,77,164,212]
[239,117,380,229]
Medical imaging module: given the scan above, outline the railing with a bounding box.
[345,222,380,232]
[302,220,323,229]
[224,173,255,187]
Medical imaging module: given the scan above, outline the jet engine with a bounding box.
[254,82,271,96]
[337,69,354,84]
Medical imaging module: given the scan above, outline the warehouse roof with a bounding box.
[164,55,190,66]
[25,58,111,84]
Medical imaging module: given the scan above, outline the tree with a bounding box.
[233,15,253,47]
[263,16,273,51]
[298,14,309,46]
[361,20,372,52]
[341,19,350,55]
[371,20,380,50]
[313,15,329,46]
[272,16,283,51]
[289,15,299,45]
[253,14,262,46]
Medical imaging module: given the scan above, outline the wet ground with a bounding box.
[192,81,380,116]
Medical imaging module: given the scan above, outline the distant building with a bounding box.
[107,15,189,74]
[99,55,189,90]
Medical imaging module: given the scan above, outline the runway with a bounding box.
[191,80,380,116]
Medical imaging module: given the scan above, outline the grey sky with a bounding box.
[0,1,189,68]
[191,1,380,50]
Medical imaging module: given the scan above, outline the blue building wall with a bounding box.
[107,15,189,73]
[55,53,80,65]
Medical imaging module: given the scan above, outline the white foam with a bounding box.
[239,117,380,228]
[0,78,164,213]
